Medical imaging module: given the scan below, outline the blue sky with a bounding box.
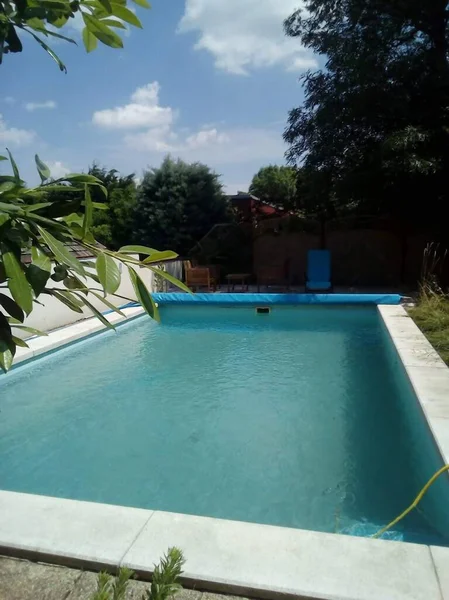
[0,0,315,192]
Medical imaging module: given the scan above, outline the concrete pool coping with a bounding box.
[1,301,449,600]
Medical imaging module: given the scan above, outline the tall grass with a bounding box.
[408,242,449,364]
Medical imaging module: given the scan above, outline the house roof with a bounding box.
[21,242,105,265]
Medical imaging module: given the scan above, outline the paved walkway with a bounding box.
[0,557,247,600]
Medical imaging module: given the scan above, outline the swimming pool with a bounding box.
[1,302,448,546]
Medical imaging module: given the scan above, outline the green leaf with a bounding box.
[64,174,102,183]
[147,267,192,294]
[0,213,10,227]
[99,18,126,29]
[82,26,98,52]
[6,148,20,182]
[12,324,47,336]
[50,289,84,313]
[74,293,115,329]
[90,291,125,316]
[119,245,160,255]
[35,154,50,182]
[25,202,53,212]
[0,156,7,161]
[142,250,178,263]
[98,0,113,12]
[63,275,87,292]
[0,181,16,194]
[1,245,33,315]
[0,349,14,372]
[43,28,77,44]
[36,226,86,276]
[109,3,142,27]
[27,264,50,297]
[23,28,67,72]
[11,335,29,349]
[131,0,151,8]
[128,266,160,321]
[31,246,51,272]
[51,263,68,282]
[96,253,121,294]
[0,293,24,322]
[82,13,123,48]
[83,184,93,238]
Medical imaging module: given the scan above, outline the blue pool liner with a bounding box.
[152,293,402,306]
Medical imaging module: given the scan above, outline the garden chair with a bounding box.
[305,249,333,292]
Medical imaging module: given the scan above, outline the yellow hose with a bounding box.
[373,464,449,539]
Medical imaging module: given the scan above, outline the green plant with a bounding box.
[420,242,447,295]
[91,567,135,600]
[89,548,185,600]
[0,0,149,72]
[0,152,190,372]
[135,156,231,256]
[146,547,185,600]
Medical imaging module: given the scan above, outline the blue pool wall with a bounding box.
[152,293,402,305]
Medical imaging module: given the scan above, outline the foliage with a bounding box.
[0,0,149,72]
[409,243,449,365]
[146,547,185,600]
[135,156,231,256]
[283,0,449,225]
[249,165,297,211]
[46,164,138,250]
[409,291,449,365]
[0,153,188,371]
[420,242,447,296]
[89,548,185,600]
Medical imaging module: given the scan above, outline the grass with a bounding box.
[408,291,449,365]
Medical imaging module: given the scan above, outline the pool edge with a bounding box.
[378,304,449,467]
[0,489,445,600]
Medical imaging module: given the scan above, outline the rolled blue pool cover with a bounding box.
[152,293,402,305]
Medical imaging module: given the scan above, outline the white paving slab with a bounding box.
[0,491,152,570]
[122,511,440,600]
[431,546,449,599]
[11,305,145,366]
[379,305,449,465]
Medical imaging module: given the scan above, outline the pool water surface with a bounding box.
[0,305,448,545]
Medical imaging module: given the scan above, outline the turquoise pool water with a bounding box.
[0,305,448,545]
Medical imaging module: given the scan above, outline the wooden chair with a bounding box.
[185,267,214,291]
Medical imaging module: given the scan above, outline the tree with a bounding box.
[135,157,230,256]
[0,0,149,72]
[283,0,449,227]
[249,165,297,211]
[85,165,137,249]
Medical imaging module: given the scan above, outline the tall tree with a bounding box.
[135,157,230,256]
[284,0,449,227]
[249,165,297,211]
[89,165,138,249]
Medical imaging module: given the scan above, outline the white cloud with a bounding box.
[185,128,229,149]
[0,114,36,147]
[92,82,174,129]
[94,82,285,167]
[25,100,57,112]
[3,96,15,105]
[178,0,317,74]
[46,160,71,179]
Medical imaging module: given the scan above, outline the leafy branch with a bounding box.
[0,0,150,71]
[0,151,187,372]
